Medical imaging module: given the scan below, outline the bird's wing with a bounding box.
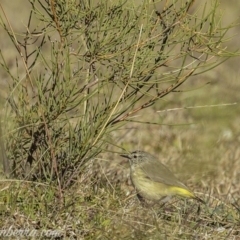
[141,159,188,189]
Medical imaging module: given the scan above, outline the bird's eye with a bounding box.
[133,155,137,158]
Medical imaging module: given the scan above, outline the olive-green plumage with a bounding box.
[121,151,204,203]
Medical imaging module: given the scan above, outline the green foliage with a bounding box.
[0,0,237,192]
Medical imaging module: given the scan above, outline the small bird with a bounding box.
[121,150,204,204]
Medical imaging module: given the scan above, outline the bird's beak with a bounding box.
[120,153,129,159]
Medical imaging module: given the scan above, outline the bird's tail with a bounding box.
[170,186,205,204]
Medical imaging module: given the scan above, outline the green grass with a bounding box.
[0,178,239,239]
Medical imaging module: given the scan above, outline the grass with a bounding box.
[0,177,239,238]
[1,97,240,238]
